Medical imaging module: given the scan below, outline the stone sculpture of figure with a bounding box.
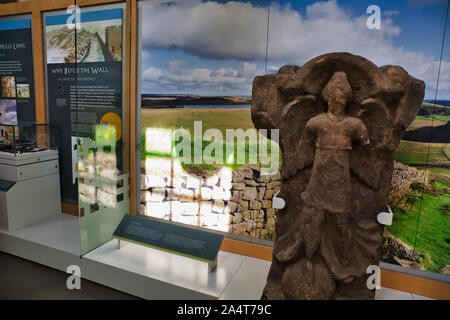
[251,53,425,299]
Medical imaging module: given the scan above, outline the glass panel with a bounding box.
[44,8,79,205]
[138,0,279,241]
[42,3,128,255]
[405,8,449,275]
[75,4,129,255]
[262,0,449,276]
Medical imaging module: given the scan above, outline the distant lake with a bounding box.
[182,104,251,109]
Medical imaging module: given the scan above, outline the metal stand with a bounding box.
[117,238,130,249]
[208,255,218,273]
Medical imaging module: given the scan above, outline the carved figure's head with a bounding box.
[322,71,352,115]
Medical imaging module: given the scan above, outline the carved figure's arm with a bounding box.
[354,119,370,146]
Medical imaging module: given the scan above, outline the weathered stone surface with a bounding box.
[205,175,219,187]
[166,188,179,201]
[145,202,170,219]
[222,190,232,201]
[218,167,233,190]
[252,53,425,300]
[199,201,212,215]
[201,214,217,226]
[230,190,243,201]
[186,174,201,189]
[261,200,272,209]
[441,265,450,275]
[381,230,423,264]
[249,200,262,210]
[257,187,266,200]
[177,188,195,201]
[264,189,276,200]
[244,179,259,187]
[238,200,249,212]
[232,170,245,183]
[170,177,185,189]
[200,187,213,200]
[266,208,276,218]
[225,200,239,213]
[212,186,223,200]
[146,174,167,188]
[181,202,199,215]
[172,215,197,225]
[389,162,430,203]
[232,182,245,190]
[232,212,243,224]
[242,187,258,200]
[150,188,166,202]
[266,180,281,189]
[232,223,245,234]
[217,213,232,226]
[168,201,184,216]
[140,190,151,203]
[213,199,225,214]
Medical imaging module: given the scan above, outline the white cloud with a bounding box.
[142,61,262,94]
[141,0,449,98]
[141,50,152,60]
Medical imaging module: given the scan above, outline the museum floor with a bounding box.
[0,213,435,300]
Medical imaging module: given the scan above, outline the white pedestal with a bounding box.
[0,150,61,231]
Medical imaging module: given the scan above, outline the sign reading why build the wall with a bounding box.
[114,214,224,265]
[45,8,124,202]
[0,17,35,125]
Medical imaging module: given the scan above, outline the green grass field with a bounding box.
[141,107,255,133]
[407,115,449,130]
[140,107,279,172]
[388,180,450,273]
[394,140,449,165]
[391,112,449,274]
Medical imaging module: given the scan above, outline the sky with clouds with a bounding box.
[140,0,449,99]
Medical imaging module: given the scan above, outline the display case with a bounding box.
[0,122,56,154]
[0,122,61,231]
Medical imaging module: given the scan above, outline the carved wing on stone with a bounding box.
[252,66,325,180]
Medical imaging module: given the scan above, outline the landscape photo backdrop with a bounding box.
[139,0,450,275]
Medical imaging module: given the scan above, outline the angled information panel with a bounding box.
[113,214,224,270]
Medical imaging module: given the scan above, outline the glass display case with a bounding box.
[0,122,57,157]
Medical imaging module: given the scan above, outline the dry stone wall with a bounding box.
[140,158,280,240]
[389,162,430,203]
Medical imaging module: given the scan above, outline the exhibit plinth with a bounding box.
[0,149,61,231]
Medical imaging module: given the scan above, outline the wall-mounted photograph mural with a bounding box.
[139,0,449,276]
